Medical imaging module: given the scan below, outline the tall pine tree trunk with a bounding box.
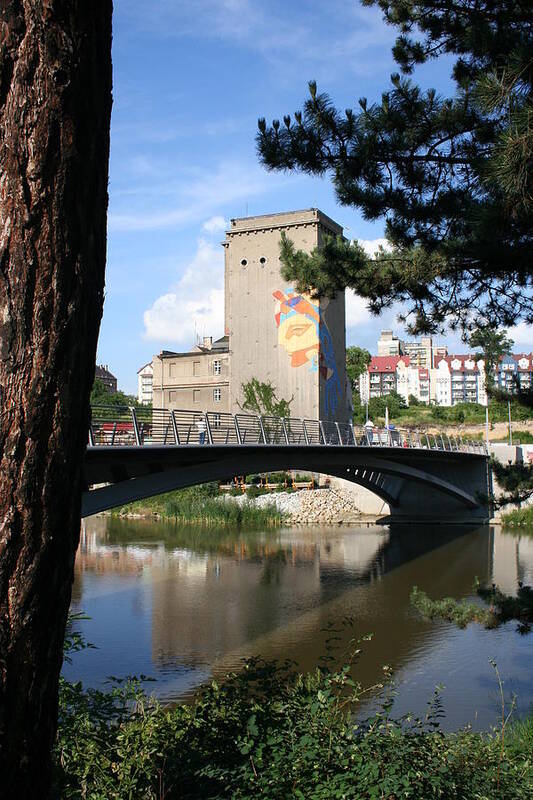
[0,3,112,795]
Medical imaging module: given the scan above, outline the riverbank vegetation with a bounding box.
[353,393,533,427]
[54,634,533,799]
[111,483,285,528]
[411,581,533,635]
[502,507,533,527]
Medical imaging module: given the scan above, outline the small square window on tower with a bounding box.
[213,388,221,402]
[213,359,221,375]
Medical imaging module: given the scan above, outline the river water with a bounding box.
[65,516,533,731]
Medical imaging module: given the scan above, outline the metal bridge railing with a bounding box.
[88,406,488,455]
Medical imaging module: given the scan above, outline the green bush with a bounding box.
[54,634,533,799]
[502,506,533,527]
[431,405,447,421]
[511,430,533,444]
[355,396,533,426]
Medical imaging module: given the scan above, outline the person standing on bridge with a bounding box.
[196,418,207,445]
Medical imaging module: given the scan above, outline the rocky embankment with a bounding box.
[231,488,365,524]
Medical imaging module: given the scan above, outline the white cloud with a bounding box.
[202,215,228,234]
[345,290,371,328]
[344,238,390,328]
[109,160,290,232]
[143,236,224,344]
[123,0,394,78]
[508,322,533,351]
[357,237,390,257]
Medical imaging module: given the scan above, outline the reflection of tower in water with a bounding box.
[489,527,533,595]
[148,529,389,670]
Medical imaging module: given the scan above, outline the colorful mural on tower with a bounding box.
[273,289,341,416]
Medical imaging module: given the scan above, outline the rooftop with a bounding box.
[228,208,343,237]
[157,336,229,360]
[95,364,116,379]
[369,355,410,371]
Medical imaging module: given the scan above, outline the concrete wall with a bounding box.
[225,209,349,421]
[328,476,390,516]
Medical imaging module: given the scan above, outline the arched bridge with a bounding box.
[83,407,491,523]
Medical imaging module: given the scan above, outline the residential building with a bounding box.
[397,360,430,403]
[360,355,430,406]
[377,329,443,369]
[95,364,117,393]
[377,330,403,357]
[137,362,154,405]
[359,356,406,403]
[431,355,487,406]
[360,340,533,408]
[515,354,533,390]
[152,336,230,414]
[404,337,433,368]
[493,353,533,393]
[431,358,452,406]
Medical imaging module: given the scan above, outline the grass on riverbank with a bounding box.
[54,641,533,799]
[501,506,533,527]
[111,483,285,528]
[411,583,533,633]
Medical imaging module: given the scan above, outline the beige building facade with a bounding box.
[150,209,350,422]
[152,336,230,413]
[377,329,435,368]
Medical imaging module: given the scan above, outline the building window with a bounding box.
[168,390,176,403]
[212,413,221,428]
[213,359,221,375]
[169,362,176,377]
[193,389,200,403]
[213,388,221,403]
[193,360,200,376]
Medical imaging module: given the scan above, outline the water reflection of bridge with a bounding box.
[75,519,533,700]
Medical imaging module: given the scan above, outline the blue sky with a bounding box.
[100,0,532,393]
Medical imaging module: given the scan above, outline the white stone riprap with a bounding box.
[229,488,364,524]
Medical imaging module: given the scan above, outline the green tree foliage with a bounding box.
[469,327,514,392]
[240,378,293,417]
[353,390,406,423]
[346,345,371,387]
[257,1,533,333]
[492,459,533,508]
[90,378,145,409]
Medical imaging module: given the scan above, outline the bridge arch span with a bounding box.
[83,444,490,523]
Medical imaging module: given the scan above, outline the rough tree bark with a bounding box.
[0,2,112,796]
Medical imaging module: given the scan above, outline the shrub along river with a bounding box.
[65,516,533,732]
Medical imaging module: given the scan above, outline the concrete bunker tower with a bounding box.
[224,209,350,421]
